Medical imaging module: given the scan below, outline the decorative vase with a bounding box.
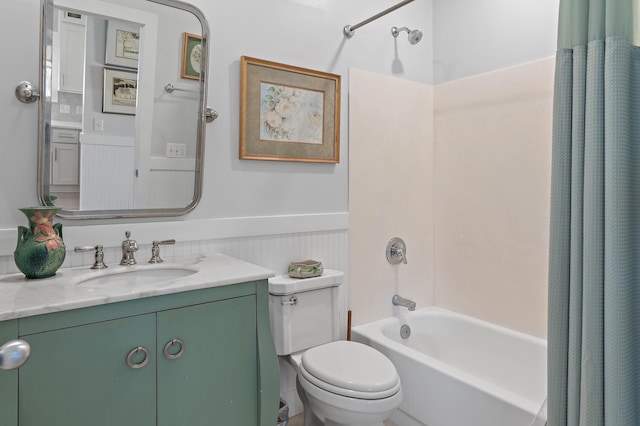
[14,207,66,279]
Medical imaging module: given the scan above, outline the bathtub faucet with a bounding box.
[392,295,416,311]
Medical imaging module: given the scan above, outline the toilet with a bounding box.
[268,270,402,426]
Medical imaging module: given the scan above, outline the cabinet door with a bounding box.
[19,314,156,426]
[58,21,85,93]
[0,320,18,426]
[157,296,258,426]
[51,142,79,185]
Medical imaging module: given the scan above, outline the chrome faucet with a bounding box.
[392,294,416,311]
[120,231,139,265]
[148,239,176,263]
[74,245,108,269]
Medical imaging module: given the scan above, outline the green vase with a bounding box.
[14,207,66,279]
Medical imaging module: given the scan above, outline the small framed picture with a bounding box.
[240,56,340,163]
[103,68,137,115]
[105,20,140,69]
[181,33,203,80]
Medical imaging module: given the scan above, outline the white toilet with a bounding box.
[268,270,402,426]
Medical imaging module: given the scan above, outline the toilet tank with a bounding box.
[268,270,344,356]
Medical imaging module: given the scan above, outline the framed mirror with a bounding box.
[38,0,209,219]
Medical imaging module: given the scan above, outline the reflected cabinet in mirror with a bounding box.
[39,0,209,219]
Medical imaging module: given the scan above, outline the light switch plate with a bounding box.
[166,143,187,158]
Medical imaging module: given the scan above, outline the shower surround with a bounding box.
[349,57,554,339]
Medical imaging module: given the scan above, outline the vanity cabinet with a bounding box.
[51,128,80,186]
[0,320,18,426]
[0,280,278,426]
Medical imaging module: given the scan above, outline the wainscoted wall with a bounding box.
[79,140,135,210]
[434,58,554,338]
[348,68,435,326]
[0,215,348,277]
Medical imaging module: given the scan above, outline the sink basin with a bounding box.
[77,267,197,288]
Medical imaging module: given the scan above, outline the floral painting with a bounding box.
[240,56,340,163]
[260,83,324,144]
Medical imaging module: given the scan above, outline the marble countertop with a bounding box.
[0,253,274,321]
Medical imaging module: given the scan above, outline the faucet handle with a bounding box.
[386,237,407,265]
[74,245,108,269]
[148,239,176,264]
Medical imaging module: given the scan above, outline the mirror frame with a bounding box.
[38,0,210,219]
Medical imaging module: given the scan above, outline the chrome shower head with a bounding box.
[391,26,423,44]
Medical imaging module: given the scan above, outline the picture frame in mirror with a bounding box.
[181,32,202,80]
[103,68,137,115]
[105,20,140,69]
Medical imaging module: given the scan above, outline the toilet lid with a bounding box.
[300,341,400,400]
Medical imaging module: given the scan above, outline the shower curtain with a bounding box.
[548,0,640,425]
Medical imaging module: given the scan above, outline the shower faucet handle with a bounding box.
[393,247,408,264]
[386,237,407,264]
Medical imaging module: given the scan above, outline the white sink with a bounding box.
[77,267,197,288]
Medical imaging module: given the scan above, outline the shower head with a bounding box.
[391,26,423,44]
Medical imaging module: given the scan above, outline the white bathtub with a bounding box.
[351,306,547,426]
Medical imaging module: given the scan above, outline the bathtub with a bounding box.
[351,306,547,426]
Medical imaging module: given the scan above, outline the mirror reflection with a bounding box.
[41,0,208,218]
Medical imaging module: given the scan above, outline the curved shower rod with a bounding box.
[344,0,415,38]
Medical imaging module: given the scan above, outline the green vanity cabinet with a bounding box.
[0,320,19,426]
[5,279,278,426]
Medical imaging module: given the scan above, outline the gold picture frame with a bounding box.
[240,56,340,163]
[181,33,202,80]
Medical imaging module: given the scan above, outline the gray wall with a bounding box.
[0,0,558,237]
[433,0,558,84]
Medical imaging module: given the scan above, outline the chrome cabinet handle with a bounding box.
[0,340,31,370]
[163,338,185,360]
[126,346,150,369]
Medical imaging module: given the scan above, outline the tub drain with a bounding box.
[400,324,411,339]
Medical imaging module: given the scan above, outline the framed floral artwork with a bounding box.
[240,56,340,163]
[103,68,137,115]
[181,33,202,80]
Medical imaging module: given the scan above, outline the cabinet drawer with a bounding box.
[52,128,79,143]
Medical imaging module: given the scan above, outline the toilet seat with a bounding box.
[299,340,400,400]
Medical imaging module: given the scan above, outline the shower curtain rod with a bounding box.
[344,0,415,38]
